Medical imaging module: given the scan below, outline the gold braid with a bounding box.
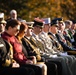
[23,37,41,61]
[48,34,63,52]
[2,43,14,67]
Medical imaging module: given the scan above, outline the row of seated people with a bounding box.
[7,9,76,55]
[0,17,43,75]
[0,12,76,75]
[20,17,76,75]
[0,17,60,75]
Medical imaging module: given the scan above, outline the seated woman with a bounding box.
[0,18,35,75]
[16,21,59,75]
[2,19,47,75]
[19,21,42,62]
[0,40,35,75]
[16,22,47,75]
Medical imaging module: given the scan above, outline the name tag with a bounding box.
[0,44,4,47]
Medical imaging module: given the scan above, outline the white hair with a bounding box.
[10,9,17,15]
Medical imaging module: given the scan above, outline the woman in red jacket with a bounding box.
[2,19,47,75]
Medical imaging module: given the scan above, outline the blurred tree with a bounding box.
[0,0,76,21]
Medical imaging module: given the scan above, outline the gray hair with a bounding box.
[10,9,17,15]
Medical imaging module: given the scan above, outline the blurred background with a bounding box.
[0,0,76,21]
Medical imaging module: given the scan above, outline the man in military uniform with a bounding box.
[30,17,75,75]
[53,18,76,55]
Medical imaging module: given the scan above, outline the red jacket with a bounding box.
[2,32,27,65]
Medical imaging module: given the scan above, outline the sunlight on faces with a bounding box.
[35,26,43,34]
[25,28,33,37]
[58,22,65,31]
[43,24,50,32]
[29,28,33,36]
[73,24,76,30]
[11,12,17,19]
[50,25,58,34]
[22,29,28,37]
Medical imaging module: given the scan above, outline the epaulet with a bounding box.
[4,39,13,58]
[30,36,38,47]
[48,33,54,40]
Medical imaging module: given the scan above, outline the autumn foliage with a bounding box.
[0,0,76,21]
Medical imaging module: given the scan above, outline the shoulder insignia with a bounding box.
[0,44,4,47]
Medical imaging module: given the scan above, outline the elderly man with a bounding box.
[6,9,20,22]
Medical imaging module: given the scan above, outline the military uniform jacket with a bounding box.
[21,37,42,61]
[2,32,28,65]
[0,35,12,67]
[48,32,63,52]
[55,33,76,51]
[30,32,45,53]
[21,37,37,56]
[38,31,57,54]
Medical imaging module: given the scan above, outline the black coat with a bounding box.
[0,37,11,67]
[55,33,76,51]
[21,37,37,56]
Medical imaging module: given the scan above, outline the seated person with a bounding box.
[2,19,47,75]
[0,13,35,75]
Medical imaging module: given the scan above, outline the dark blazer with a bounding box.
[73,33,76,46]
[21,37,37,56]
[55,33,76,51]
[48,32,63,52]
[0,36,11,67]
[21,37,43,61]
[0,37,36,75]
